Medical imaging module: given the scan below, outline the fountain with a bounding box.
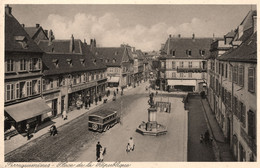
[136,93,167,136]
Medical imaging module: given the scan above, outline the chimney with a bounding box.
[169,34,172,38]
[48,29,53,46]
[21,24,25,28]
[36,24,40,28]
[93,39,96,47]
[212,33,215,42]
[5,5,12,15]
[167,36,171,55]
[253,15,257,33]
[132,47,135,52]
[178,34,181,38]
[70,34,75,53]
[84,39,87,44]
[192,33,195,39]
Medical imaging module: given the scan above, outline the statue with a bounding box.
[148,93,155,108]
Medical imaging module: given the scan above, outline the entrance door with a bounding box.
[52,99,57,116]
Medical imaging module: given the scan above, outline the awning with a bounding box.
[108,77,120,83]
[5,97,52,122]
[168,80,196,86]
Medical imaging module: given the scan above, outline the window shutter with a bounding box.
[248,68,255,92]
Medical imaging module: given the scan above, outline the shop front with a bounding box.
[68,81,97,111]
[107,76,120,87]
[4,97,52,133]
[97,79,107,96]
[43,91,60,119]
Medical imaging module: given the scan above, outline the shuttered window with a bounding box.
[238,65,244,86]
[248,67,255,92]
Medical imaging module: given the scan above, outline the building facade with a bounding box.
[159,34,211,92]
[4,5,51,133]
[207,10,257,161]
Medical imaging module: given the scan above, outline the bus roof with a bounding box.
[89,109,117,118]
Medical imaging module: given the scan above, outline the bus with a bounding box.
[88,109,120,133]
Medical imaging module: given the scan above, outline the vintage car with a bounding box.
[88,109,120,132]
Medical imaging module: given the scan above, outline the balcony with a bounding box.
[177,67,207,73]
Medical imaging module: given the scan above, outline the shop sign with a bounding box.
[71,81,97,93]
[97,79,107,84]
[44,92,59,101]
[240,126,256,155]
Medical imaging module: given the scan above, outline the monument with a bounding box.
[136,93,167,136]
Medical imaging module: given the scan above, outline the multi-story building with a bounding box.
[95,46,134,88]
[4,5,51,133]
[38,35,107,114]
[132,48,144,86]
[207,10,257,161]
[159,34,211,92]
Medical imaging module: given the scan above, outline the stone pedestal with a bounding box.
[148,107,157,122]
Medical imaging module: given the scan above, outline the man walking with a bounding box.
[96,141,102,161]
[25,123,30,140]
[129,137,135,151]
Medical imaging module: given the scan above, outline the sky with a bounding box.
[10,4,256,51]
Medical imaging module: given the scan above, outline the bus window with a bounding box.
[89,116,100,122]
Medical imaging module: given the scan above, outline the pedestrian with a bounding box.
[34,123,38,133]
[121,90,123,96]
[95,96,98,105]
[99,93,102,101]
[96,141,102,161]
[88,98,91,108]
[62,110,68,120]
[25,123,30,140]
[114,90,116,97]
[126,143,131,153]
[200,134,204,143]
[129,137,135,151]
[85,98,89,109]
[50,124,58,136]
[204,130,210,144]
[99,147,104,162]
[116,88,119,94]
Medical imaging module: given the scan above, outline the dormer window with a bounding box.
[80,59,85,66]
[66,59,72,66]
[106,59,109,63]
[14,36,28,49]
[186,50,192,56]
[113,58,116,63]
[171,50,176,56]
[115,51,118,55]
[93,59,97,64]
[199,50,205,56]
[52,59,59,68]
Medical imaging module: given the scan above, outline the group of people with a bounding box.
[95,137,135,161]
[200,130,212,144]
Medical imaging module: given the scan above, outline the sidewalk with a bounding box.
[4,83,141,155]
[200,97,234,161]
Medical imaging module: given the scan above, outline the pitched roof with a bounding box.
[38,39,82,54]
[225,30,236,38]
[162,37,213,59]
[41,40,106,76]
[95,47,127,67]
[136,50,145,60]
[5,11,43,53]
[218,32,257,63]
[24,26,48,40]
[239,10,257,31]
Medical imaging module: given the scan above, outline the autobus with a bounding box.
[88,109,120,132]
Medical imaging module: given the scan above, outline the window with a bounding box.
[225,64,228,78]
[38,80,41,93]
[91,73,94,81]
[248,67,255,92]
[180,73,184,77]
[50,79,53,89]
[238,65,244,86]
[171,50,175,56]
[172,61,176,69]
[43,79,46,91]
[240,103,246,127]
[229,65,232,81]
[188,62,192,68]
[16,83,20,99]
[202,72,205,79]
[6,84,15,101]
[29,58,41,71]
[172,72,176,78]
[20,59,26,71]
[221,63,224,76]
[200,50,205,56]
[233,66,238,83]
[248,110,256,139]
[232,97,238,116]
[180,62,184,68]
[6,59,14,72]
[32,80,38,94]
[188,73,192,78]
[26,81,32,96]
[186,50,192,56]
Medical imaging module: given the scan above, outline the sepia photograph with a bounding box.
[1,0,258,167]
